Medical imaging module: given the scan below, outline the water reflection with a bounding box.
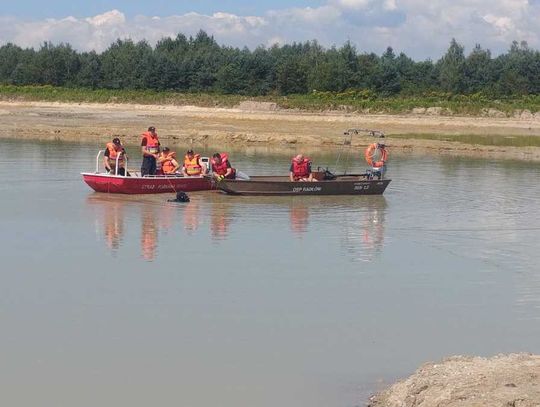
[340,197,387,262]
[159,201,178,233]
[104,201,124,251]
[141,205,159,261]
[87,195,125,254]
[183,197,201,233]
[210,199,233,240]
[86,193,388,262]
[287,198,310,236]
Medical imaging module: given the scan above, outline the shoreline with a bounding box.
[3,100,540,161]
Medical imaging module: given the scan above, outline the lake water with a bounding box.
[1,139,540,407]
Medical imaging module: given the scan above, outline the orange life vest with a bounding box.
[141,131,160,154]
[161,151,177,174]
[106,142,125,166]
[211,153,236,177]
[365,143,388,168]
[184,154,202,176]
[291,157,311,179]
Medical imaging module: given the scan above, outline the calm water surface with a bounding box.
[1,139,540,407]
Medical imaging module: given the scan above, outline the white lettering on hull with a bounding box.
[292,186,323,193]
[353,183,370,191]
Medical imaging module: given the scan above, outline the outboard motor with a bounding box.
[323,168,337,180]
[366,166,385,180]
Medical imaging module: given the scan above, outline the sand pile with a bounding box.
[369,353,540,407]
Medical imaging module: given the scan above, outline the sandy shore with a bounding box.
[368,353,540,407]
[2,101,540,160]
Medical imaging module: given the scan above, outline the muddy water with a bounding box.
[1,139,540,407]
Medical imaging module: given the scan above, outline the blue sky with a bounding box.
[1,0,539,59]
[1,0,325,18]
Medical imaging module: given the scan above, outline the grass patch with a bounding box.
[392,133,540,147]
[2,85,540,116]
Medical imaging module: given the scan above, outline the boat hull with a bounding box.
[81,173,212,194]
[216,176,391,196]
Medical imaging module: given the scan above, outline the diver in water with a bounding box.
[167,191,190,203]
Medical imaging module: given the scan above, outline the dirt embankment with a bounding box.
[2,101,540,160]
[368,353,540,407]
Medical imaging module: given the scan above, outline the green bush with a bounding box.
[2,85,540,115]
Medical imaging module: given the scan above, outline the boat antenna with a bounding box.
[334,131,353,174]
[334,129,385,174]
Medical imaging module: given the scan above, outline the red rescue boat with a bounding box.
[81,150,213,194]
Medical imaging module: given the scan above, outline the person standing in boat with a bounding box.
[183,149,207,177]
[140,126,160,176]
[211,153,236,180]
[104,137,128,176]
[290,154,315,182]
[158,147,180,175]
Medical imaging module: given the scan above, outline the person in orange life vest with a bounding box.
[140,126,160,176]
[182,149,207,177]
[289,154,315,182]
[103,137,128,176]
[211,153,236,180]
[364,141,388,168]
[158,147,180,174]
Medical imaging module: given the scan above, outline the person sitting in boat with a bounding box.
[182,149,207,177]
[140,126,160,176]
[104,137,128,176]
[290,154,315,182]
[211,153,236,181]
[365,141,388,179]
[158,147,180,175]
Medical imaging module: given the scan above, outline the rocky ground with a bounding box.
[368,353,540,407]
[2,101,540,160]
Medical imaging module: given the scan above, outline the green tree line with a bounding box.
[1,31,539,96]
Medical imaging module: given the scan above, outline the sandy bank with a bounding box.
[2,101,540,160]
[368,353,540,407]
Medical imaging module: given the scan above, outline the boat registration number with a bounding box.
[292,186,322,193]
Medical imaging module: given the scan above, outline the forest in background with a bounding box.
[1,31,540,114]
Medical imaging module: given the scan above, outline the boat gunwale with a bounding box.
[81,172,207,180]
[220,175,388,185]
[216,177,391,195]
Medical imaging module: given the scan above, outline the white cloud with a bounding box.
[0,1,539,59]
[330,0,371,10]
[483,14,515,33]
[267,6,341,25]
[383,0,398,11]
[86,9,125,26]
